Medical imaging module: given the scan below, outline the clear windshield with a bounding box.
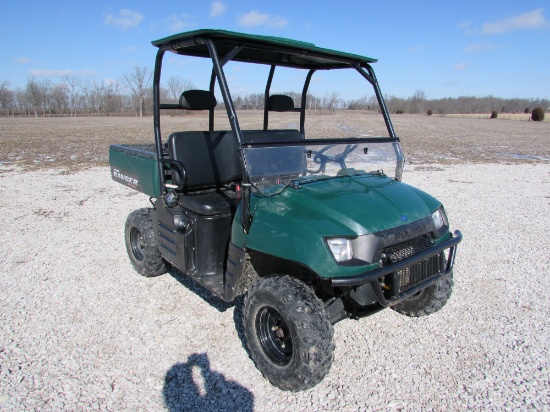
[243,140,403,196]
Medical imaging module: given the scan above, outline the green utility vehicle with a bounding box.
[109,29,462,391]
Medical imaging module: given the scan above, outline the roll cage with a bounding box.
[151,29,400,232]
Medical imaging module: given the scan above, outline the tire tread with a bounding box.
[391,274,453,317]
[243,275,334,391]
[125,208,167,277]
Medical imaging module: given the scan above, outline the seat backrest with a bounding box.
[179,90,217,110]
[168,131,242,190]
[267,95,295,112]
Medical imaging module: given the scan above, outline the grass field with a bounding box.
[0,111,548,171]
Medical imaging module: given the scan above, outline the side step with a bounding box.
[191,273,225,300]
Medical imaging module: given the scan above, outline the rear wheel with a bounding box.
[124,208,167,277]
[391,273,453,317]
[243,275,334,391]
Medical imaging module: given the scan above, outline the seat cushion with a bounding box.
[178,190,240,216]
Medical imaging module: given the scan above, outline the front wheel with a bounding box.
[391,273,453,317]
[124,208,167,277]
[243,276,334,391]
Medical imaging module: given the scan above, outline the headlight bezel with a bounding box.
[431,206,449,238]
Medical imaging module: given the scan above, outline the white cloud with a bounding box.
[29,69,98,77]
[453,62,469,71]
[457,21,477,35]
[238,11,288,28]
[464,43,500,53]
[14,57,31,64]
[104,9,144,31]
[166,14,197,32]
[482,8,549,34]
[210,1,226,18]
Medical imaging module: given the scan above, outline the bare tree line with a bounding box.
[0,70,548,117]
[223,91,342,114]
[225,89,549,116]
[380,90,549,116]
[0,67,194,118]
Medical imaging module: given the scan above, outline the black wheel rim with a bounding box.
[129,227,145,261]
[256,306,293,366]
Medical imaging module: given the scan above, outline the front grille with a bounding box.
[396,254,442,292]
[385,236,433,262]
[384,236,442,293]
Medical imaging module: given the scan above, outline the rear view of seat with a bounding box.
[167,130,243,215]
[168,130,242,190]
[167,90,243,192]
[166,90,243,216]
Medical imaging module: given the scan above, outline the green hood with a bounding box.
[243,174,441,278]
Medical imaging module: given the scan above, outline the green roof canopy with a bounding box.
[152,29,377,70]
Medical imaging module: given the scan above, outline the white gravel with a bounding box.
[1,163,549,411]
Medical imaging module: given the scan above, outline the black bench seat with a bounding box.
[166,129,304,216]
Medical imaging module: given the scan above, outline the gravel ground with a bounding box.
[1,161,549,411]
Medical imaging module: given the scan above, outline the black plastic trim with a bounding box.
[243,136,400,148]
[223,242,246,301]
[110,144,156,160]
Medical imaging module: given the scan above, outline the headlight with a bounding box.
[432,207,449,236]
[326,238,353,262]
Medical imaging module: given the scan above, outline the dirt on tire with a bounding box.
[243,275,334,392]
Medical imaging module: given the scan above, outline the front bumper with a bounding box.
[331,230,462,307]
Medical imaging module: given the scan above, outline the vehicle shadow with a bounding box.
[168,268,252,359]
[163,352,254,412]
[167,268,252,360]
[232,295,252,358]
[167,267,234,312]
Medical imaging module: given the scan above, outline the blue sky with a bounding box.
[1,1,549,100]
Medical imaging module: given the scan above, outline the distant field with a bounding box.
[0,111,548,170]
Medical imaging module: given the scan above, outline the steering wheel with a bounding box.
[308,144,358,173]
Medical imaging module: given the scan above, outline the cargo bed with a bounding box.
[109,144,161,197]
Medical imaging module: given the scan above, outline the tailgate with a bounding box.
[109,144,161,197]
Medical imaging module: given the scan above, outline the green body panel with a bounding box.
[152,29,377,70]
[234,174,442,279]
[108,145,160,198]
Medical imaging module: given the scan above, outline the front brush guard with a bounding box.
[330,230,462,307]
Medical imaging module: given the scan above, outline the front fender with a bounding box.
[231,175,444,279]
